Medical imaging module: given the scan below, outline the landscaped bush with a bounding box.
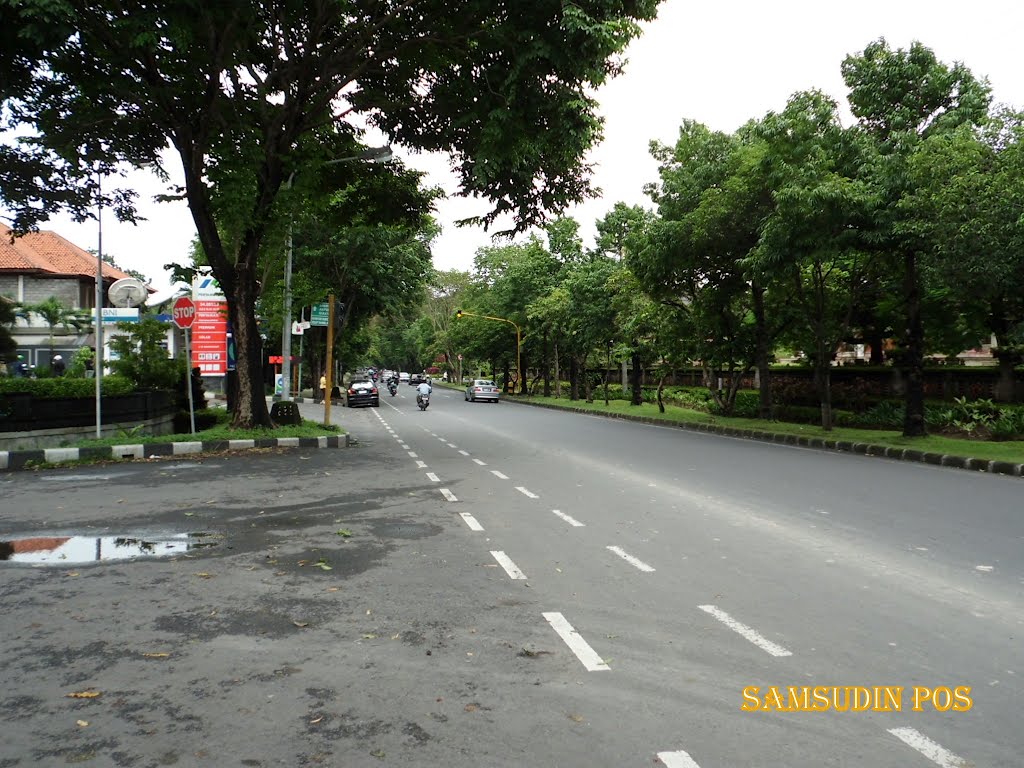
[0,375,135,398]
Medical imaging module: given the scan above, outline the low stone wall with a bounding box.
[0,413,177,451]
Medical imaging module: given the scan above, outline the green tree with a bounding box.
[841,38,991,436]
[106,315,179,390]
[17,296,92,359]
[0,297,17,364]
[2,0,662,429]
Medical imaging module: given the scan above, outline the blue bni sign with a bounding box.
[101,308,140,324]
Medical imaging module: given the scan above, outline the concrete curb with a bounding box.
[498,396,1024,479]
[0,434,351,472]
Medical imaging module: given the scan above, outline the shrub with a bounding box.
[0,375,134,398]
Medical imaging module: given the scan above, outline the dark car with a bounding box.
[409,373,427,386]
[345,379,379,407]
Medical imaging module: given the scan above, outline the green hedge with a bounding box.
[0,375,135,398]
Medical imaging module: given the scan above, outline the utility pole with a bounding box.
[324,294,335,426]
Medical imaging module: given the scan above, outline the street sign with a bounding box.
[291,321,304,336]
[310,302,329,326]
[172,296,196,329]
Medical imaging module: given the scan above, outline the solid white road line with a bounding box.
[490,551,527,580]
[407,451,418,458]
[439,488,458,502]
[472,458,487,466]
[887,728,968,768]
[426,472,440,482]
[491,470,509,480]
[697,605,792,658]
[606,545,655,572]
[552,509,585,527]
[656,750,702,768]
[515,486,539,499]
[415,460,428,469]
[458,450,469,456]
[541,612,609,671]
[459,512,484,531]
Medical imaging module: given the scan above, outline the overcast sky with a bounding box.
[33,0,1024,295]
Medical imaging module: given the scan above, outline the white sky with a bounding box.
[31,0,1024,295]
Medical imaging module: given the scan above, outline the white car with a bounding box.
[465,379,501,403]
[399,372,410,383]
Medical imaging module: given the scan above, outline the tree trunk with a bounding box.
[583,354,593,403]
[554,339,562,398]
[867,328,885,365]
[543,329,551,397]
[752,281,773,419]
[814,354,833,431]
[902,251,927,437]
[995,351,1017,403]
[630,351,643,406]
[229,282,273,428]
[569,355,578,401]
[656,369,666,413]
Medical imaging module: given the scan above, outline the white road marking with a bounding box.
[447,443,457,448]
[491,470,509,480]
[459,512,484,531]
[490,551,527,580]
[606,545,655,572]
[975,565,994,572]
[697,605,792,657]
[439,488,458,502]
[656,750,702,768]
[472,458,487,466]
[888,727,968,768]
[541,612,609,671]
[426,472,440,482]
[552,509,585,527]
[458,450,469,456]
[400,444,410,450]
[515,486,539,499]
[407,451,418,458]
[415,460,427,468]
[437,437,447,442]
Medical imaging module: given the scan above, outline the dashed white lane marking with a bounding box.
[446,443,457,448]
[606,545,655,572]
[697,605,792,657]
[887,727,968,768]
[490,551,527,580]
[426,472,440,482]
[407,451,418,458]
[472,458,487,466]
[439,488,458,502]
[656,750,702,768]
[458,450,469,456]
[975,565,994,572]
[437,437,447,442]
[459,512,484,531]
[552,509,585,527]
[491,470,509,480]
[542,612,609,671]
[515,486,539,499]
[415,460,427,468]
[400,444,410,450]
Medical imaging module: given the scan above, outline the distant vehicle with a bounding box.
[345,379,379,407]
[399,372,410,383]
[465,379,500,403]
[409,372,427,386]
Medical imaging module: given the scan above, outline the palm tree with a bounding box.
[17,297,93,359]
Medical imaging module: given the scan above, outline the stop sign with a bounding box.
[172,296,196,329]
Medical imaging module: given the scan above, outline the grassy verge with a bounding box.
[506,394,1024,464]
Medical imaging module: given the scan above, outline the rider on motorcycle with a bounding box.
[415,379,432,407]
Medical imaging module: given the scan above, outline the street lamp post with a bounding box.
[278,146,393,402]
[94,171,104,438]
[455,309,522,395]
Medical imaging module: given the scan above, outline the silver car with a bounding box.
[465,379,501,403]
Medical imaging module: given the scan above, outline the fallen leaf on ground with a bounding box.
[326,587,340,592]
[362,633,377,639]
[568,713,584,723]
[76,720,89,727]
[391,633,400,640]
[142,652,170,658]
[335,529,352,537]
[184,512,195,517]
[464,704,477,712]
[309,716,323,724]
[293,621,309,628]
[370,750,386,759]
[194,572,213,579]
[66,691,101,699]
[65,572,80,578]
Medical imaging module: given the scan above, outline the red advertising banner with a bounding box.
[191,275,228,375]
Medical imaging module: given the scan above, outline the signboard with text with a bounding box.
[310,302,329,326]
[191,275,228,375]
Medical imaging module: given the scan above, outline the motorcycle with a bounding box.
[387,381,398,396]
[416,392,430,411]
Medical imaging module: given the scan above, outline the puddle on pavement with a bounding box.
[0,532,221,564]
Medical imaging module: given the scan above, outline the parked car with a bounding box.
[465,379,500,403]
[345,379,379,407]
[399,372,410,383]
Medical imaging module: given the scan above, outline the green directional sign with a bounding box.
[310,302,329,326]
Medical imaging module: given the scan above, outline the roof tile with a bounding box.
[0,223,134,281]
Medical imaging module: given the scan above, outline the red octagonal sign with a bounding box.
[172,296,196,329]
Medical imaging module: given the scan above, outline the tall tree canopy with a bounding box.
[1,0,662,427]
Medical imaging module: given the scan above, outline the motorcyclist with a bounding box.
[415,379,432,406]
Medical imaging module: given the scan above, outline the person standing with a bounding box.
[318,374,327,403]
[51,354,66,376]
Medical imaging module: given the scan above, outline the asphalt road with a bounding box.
[1,384,1020,767]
